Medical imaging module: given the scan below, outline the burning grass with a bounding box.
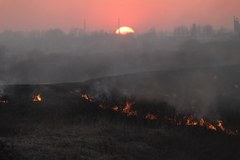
[0,83,240,159]
[33,94,42,102]
[79,93,239,136]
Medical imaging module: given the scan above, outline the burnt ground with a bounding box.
[0,107,239,160]
[0,68,240,160]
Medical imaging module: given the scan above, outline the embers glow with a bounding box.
[112,101,137,116]
[112,106,119,111]
[0,100,8,104]
[33,94,42,102]
[79,93,239,135]
[199,118,217,131]
[81,94,95,102]
[81,94,90,101]
[217,120,225,132]
[145,113,158,120]
[122,101,137,116]
[185,115,198,126]
[217,120,238,135]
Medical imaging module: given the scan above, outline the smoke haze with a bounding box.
[0,29,239,84]
[1,2,240,160]
[1,28,240,117]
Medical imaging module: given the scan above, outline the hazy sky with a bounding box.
[0,0,240,32]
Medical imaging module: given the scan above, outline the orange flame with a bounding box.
[78,93,239,136]
[81,94,95,102]
[216,120,239,135]
[123,101,137,116]
[112,102,137,116]
[217,120,225,132]
[33,94,42,102]
[81,94,89,100]
[196,118,216,130]
[185,115,198,126]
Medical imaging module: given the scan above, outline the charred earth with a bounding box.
[0,68,240,160]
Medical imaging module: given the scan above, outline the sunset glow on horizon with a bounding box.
[0,0,240,32]
[115,27,135,35]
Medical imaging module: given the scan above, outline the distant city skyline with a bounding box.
[0,0,240,32]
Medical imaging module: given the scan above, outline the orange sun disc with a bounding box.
[115,26,135,35]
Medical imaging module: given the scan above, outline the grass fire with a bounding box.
[33,94,42,102]
[80,92,239,136]
[1,2,240,159]
[0,73,240,160]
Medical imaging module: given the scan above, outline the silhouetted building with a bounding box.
[174,26,189,37]
[234,17,240,34]
[191,24,200,36]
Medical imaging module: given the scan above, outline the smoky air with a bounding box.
[0,27,240,115]
[0,20,240,160]
[1,1,240,159]
[0,28,239,84]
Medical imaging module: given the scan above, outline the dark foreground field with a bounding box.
[1,68,240,160]
[0,110,240,160]
[1,115,240,160]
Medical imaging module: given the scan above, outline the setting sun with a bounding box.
[115,26,135,35]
